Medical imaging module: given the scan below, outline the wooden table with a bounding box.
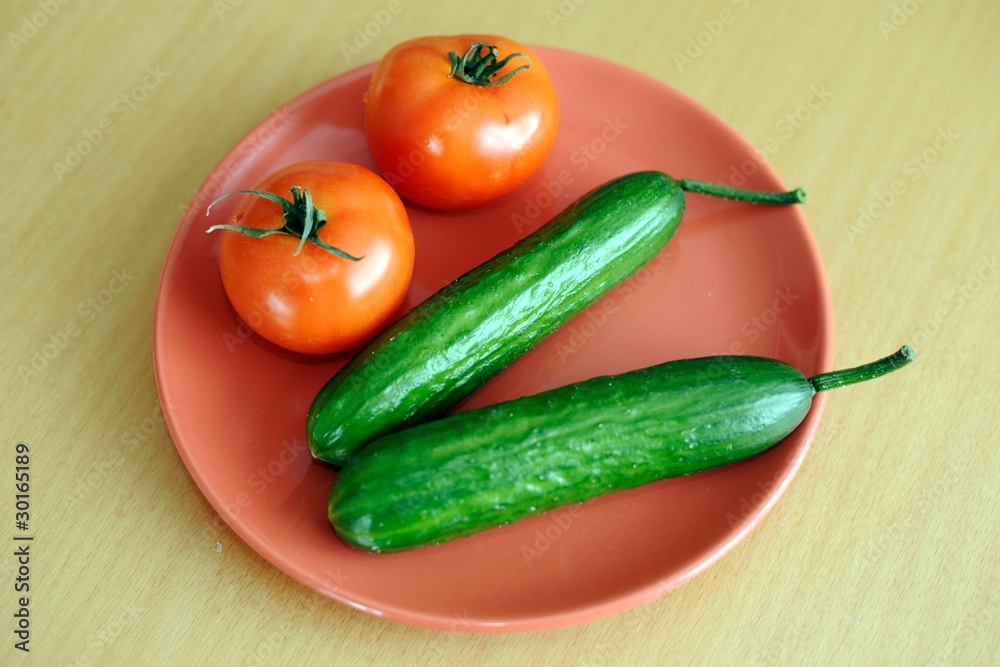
[2,0,997,664]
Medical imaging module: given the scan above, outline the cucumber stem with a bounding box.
[679,179,807,205]
[809,346,915,393]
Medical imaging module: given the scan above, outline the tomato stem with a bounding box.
[809,346,915,393]
[448,42,531,87]
[205,187,363,260]
[679,179,807,205]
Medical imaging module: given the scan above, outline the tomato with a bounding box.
[364,34,559,210]
[207,161,414,355]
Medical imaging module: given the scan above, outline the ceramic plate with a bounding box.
[153,47,834,632]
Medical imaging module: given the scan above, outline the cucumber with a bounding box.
[330,347,914,553]
[307,172,805,466]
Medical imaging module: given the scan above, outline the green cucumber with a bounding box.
[307,172,805,466]
[330,347,914,553]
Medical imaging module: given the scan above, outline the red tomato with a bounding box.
[208,161,414,354]
[364,34,559,210]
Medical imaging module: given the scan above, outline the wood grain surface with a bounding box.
[1,0,997,664]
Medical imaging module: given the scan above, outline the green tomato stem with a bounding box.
[809,346,915,393]
[205,187,363,260]
[679,179,807,205]
[447,42,531,87]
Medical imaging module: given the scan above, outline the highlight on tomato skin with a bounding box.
[363,34,560,211]
[205,160,415,355]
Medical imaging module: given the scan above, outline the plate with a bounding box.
[153,47,833,632]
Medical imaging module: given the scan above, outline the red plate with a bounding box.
[153,47,833,632]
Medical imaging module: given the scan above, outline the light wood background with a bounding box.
[2,0,997,664]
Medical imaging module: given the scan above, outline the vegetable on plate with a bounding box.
[330,346,915,553]
[363,34,560,210]
[307,171,805,465]
[206,160,414,355]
